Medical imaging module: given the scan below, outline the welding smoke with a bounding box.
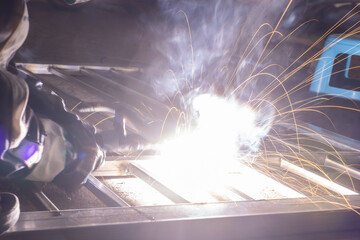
[139,0,290,156]
[142,0,288,101]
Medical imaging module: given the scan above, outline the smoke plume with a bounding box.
[142,0,288,102]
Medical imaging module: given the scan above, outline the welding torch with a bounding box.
[79,102,166,153]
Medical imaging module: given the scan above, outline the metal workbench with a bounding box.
[1,63,360,240]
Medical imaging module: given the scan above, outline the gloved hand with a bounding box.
[53,121,105,192]
[24,76,105,192]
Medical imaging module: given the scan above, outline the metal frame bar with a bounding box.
[325,157,360,181]
[4,195,360,240]
[292,123,360,153]
[17,181,60,213]
[85,175,130,207]
[15,63,142,75]
[32,191,60,214]
[129,162,190,204]
[49,67,118,103]
[227,186,255,200]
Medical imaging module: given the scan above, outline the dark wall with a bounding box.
[15,0,156,66]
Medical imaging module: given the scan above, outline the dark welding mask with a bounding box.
[0,0,61,180]
[0,112,46,179]
[0,69,45,178]
[0,0,103,191]
[0,68,105,191]
[0,0,29,158]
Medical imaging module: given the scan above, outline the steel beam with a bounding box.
[4,196,360,240]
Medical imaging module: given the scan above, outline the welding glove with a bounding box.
[25,75,105,192]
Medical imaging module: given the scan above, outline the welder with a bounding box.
[0,0,103,234]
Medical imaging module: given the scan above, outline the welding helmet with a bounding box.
[0,69,46,178]
[0,69,104,191]
[0,0,29,68]
[0,0,102,191]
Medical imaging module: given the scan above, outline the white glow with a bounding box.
[158,95,263,184]
[105,177,174,206]
[144,94,299,203]
[227,162,305,200]
[137,159,305,203]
